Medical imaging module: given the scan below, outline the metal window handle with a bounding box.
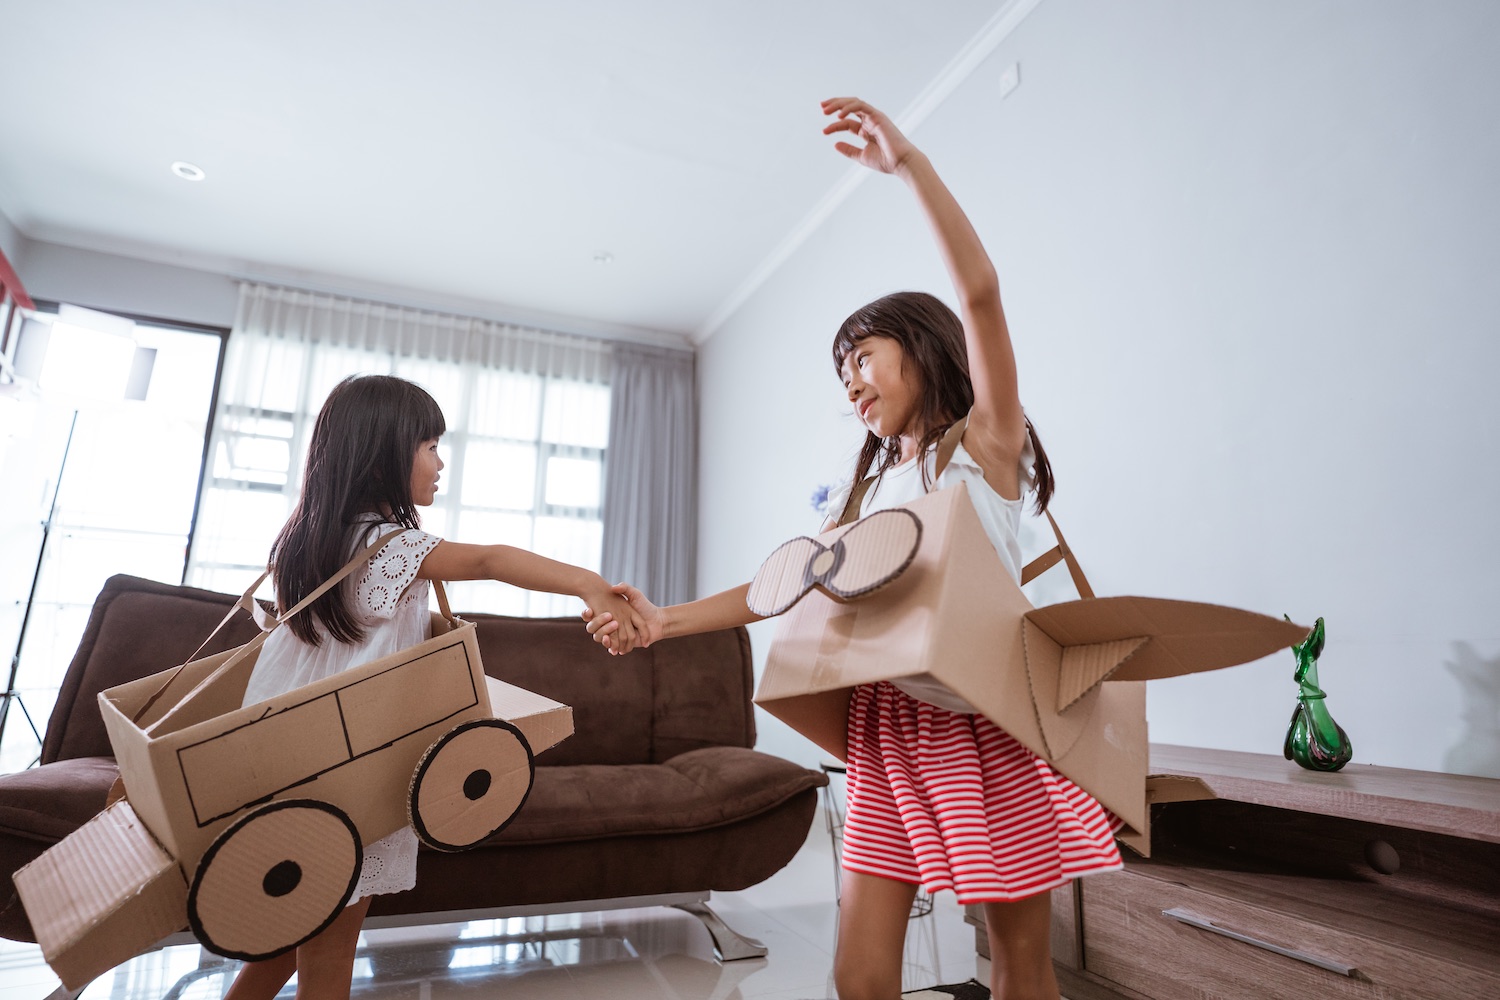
[1161,907,1359,977]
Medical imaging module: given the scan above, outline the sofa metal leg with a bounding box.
[671,900,767,961]
[40,985,87,1000]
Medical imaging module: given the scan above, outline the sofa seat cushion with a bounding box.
[0,758,119,843]
[483,747,827,846]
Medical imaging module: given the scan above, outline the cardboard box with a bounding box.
[753,483,1305,850]
[16,612,572,987]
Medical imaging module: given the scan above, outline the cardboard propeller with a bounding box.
[750,482,1308,851]
[747,509,922,616]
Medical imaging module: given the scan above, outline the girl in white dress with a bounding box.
[583,98,1121,1000]
[227,374,641,1000]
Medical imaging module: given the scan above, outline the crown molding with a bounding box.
[693,0,1044,343]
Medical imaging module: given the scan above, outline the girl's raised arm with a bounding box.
[822,97,1027,497]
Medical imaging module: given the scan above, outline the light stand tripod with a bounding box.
[0,409,78,766]
[2,305,146,767]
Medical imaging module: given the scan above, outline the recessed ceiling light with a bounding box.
[593,251,614,265]
[171,161,206,181]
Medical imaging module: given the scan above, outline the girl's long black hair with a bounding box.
[831,290,1053,513]
[272,374,446,645]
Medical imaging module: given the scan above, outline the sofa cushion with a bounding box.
[44,577,261,764]
[483,747,827,845]
[0,758,119,843]
[379,783,822,918]
[472,615,655,766]
[648,628,755,763]
[467,614,755,766]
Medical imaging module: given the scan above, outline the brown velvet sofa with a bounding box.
[0,573,826,970]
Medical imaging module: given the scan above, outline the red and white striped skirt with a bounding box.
[840,681,1124,903]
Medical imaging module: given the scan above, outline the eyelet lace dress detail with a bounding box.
[350,827,419,902]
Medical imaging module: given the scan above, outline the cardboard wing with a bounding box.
[16,611,574,986]
[753,482,1306,846]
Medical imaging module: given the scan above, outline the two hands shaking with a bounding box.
[580,583,658,655]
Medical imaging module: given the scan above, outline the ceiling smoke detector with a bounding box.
[171,161,206,181]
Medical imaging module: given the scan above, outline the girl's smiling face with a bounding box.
[410,437,444,506]
[841,335,920,442]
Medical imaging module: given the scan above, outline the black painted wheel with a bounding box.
[188,799,361,960]
[409,719,534,851]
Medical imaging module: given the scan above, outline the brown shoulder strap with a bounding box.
[835,477,872,528]
[839,413,1095,598]
[944,413,1095,598]
[137,528,424,731]
[932,414,967,480]
[1020,510,1095,599]
[837,417,970,528]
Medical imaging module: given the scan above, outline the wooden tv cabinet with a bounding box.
[966,744,1500,999]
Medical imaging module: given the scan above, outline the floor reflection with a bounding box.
[2,822,989,999]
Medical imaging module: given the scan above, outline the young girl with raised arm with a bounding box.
[226,374,640,1000]
[586,98,1122,1000]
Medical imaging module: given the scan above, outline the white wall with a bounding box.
[18,240,241,328]
[8,235,692,349]
[0,208,24,268]
[2,201,243,326]
[699,0,1500,777]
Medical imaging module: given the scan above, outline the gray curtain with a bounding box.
[601,343,697,606]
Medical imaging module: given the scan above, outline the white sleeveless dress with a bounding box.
[242,518,442,902]
[835,437,1125,902]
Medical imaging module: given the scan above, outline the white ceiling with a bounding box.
[0,0,1018,342]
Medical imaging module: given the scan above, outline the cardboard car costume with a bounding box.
[15,563,573,991]
[750,482,1307,852]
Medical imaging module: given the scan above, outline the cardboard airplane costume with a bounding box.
[15,534,574,990]
[749,479,1307,854]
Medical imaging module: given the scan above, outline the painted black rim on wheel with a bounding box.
[187,799,362,961]
[409,718,535,852]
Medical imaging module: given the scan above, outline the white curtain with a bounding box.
[187,283,616,617]
[600,343,697,606]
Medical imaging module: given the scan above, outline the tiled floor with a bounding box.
[0,820,992,999]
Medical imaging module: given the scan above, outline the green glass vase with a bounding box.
[1283,617,1353,772]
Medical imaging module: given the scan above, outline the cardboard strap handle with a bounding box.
[1023,509,1095,600]
[837,414,1094,599]
[136,529,457,731]
[836,418,967,528]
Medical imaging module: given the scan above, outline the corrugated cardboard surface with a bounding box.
[188,799,362,960]
[485,676,574,755]
[755,482,1303,847]
[99,623,492,874]
[409,721,534,849]
[757,484,1032,757]
[23,610,578,981]
[13,801,187,990]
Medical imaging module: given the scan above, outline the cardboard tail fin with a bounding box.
[1057,637,1151,712]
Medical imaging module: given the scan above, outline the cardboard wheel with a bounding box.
[188,799,361,961]
[409,719,534,851]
